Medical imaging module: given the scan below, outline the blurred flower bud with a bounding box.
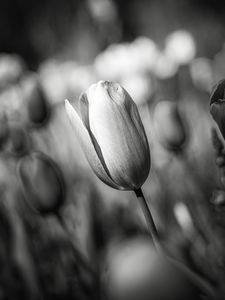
[153,100,187,151]
[154,52,178,79]
[6,125,30,156]
[173,202,194,238]
[103,237,203,300]
[121,74,154,106]
[215,155,225,167]
[210,79,225,139]
[67,65,96,99]
[130,37,159,73]
[210,190,225,210]
[39,59,72,105]
[65,80,150,190]
[165,30,196,65]
[94,44,131,80]
[17,152,65,215]
[0,85,23,119]
[189,58,213,93]
[95,38,158,80]
[87,0,117,23]
[21,74,50,126]
[0,54,25,89]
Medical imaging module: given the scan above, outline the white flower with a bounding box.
[65,80,150,190]
[165,30,196,65]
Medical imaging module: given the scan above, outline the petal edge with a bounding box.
[65,99,121,189]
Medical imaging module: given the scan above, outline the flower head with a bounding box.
[210,79,225,139]
[17,152,65,215]
[65,81,150,190]
[165,30,196,65]
[153,100,187,151]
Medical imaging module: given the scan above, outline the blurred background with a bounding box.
[1,0,225,299]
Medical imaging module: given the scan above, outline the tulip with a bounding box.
[65,82,215,299]
[153,100,186,151]
[173,202,194,239]
[39,60,70,105]
[0,54,25,89]
[17,152,65,215]
[131,37,159,72]
[189,57,213,92]
[65,80,150,190]
[21,74,50,126]
[210,79,225,139]
[6,125,30,156]
[28,83,50,126]
[165,30,196,65]
[153,52,179,79]
[94,44,132,81]
[211,190,225,209]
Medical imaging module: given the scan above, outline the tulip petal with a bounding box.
[88,83,150,189]
[79,92,116,182]
[79,92,90,129]
[65,99,121,189]
[210,100,225,139]
[210,79,225,105]
[128,95,150,151]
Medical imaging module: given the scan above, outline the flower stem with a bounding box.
[56,212,96,277]
[134,188,215,298]
[134,188,161,252]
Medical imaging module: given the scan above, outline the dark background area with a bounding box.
[1,0,225,69]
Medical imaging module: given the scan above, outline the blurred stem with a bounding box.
[134,188,216,298]
[56,213,101,300]
[134,188,161,252]
[174,70,181,101]
[56,213,96,277]
[8,202,41,300]
[175,151,215,244]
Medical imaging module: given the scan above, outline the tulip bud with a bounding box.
[0,54,25,89]
[210,79,225,139]
[173,202,194,239]
[17,152,65,215]
[27,83,50,126]
[21,74,50,126]
[165,30,196,65]
[153,100,186,151]
[6,125,30,156]
[210,190,225,209]
[154,52,178,79]
[189,57,213,93]
[65,80,150,190]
